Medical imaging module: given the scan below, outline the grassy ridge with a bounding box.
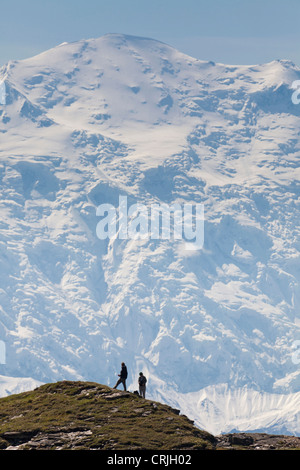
[0,381,215,450]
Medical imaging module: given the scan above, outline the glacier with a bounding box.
[0,33,300,435]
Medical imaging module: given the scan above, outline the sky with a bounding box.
[1,0,300,67]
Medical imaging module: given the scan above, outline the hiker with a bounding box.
[138,372,147,398]
[113,362,128,391]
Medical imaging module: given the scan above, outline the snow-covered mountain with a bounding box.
[0,33,300,435]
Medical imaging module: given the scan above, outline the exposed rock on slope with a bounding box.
[215,432,300,450]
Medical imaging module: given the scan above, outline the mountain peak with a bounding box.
[0,34,300,436]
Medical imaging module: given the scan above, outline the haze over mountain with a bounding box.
[0,33,300,435]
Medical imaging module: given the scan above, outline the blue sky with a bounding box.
[1,0,300,66]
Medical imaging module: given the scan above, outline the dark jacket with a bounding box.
[120,365,128,379]
[138,375,147,386]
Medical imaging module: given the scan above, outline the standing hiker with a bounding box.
[138,372,147,398]
[113,362,128,391]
